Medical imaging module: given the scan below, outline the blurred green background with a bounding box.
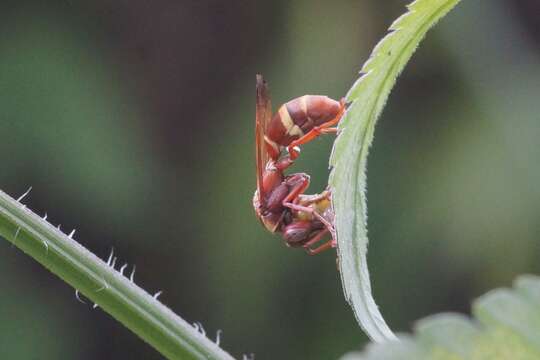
[0,0,539,359]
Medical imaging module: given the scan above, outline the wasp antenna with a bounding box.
[17,186,32,202]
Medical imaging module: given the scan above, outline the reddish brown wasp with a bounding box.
[252,75,345,254]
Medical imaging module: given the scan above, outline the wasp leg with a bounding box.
[302,229,336,255]
[287,98,346,159]
[282,202,334,231]
[303,228,328,247]
[306,240,336,255]
[319,128,337,134]
[281,175,310,205]
[296,190,331,206]
[275,155,295,171]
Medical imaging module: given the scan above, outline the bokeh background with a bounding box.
[0,0,539,359]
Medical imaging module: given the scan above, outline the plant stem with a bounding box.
[0,189,235,360]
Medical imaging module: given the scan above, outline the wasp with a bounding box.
[252,75,345,254]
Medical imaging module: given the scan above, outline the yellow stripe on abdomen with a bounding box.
[278,105,304,138]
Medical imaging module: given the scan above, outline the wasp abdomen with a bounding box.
[265,95,341,158]
[287,95,340,131]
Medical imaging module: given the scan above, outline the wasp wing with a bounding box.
[255,74,271,203]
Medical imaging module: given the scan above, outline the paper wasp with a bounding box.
[252,75,345,254]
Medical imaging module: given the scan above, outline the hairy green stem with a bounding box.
[0,190,235,360]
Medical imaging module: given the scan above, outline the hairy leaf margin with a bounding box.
[329,0,462,342]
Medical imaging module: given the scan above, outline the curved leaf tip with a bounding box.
[329,0,462,342]
[340,275,540,359]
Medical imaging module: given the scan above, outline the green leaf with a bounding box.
[329,0,462,342]
[0,190,234,360]
[340,275,540,359]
